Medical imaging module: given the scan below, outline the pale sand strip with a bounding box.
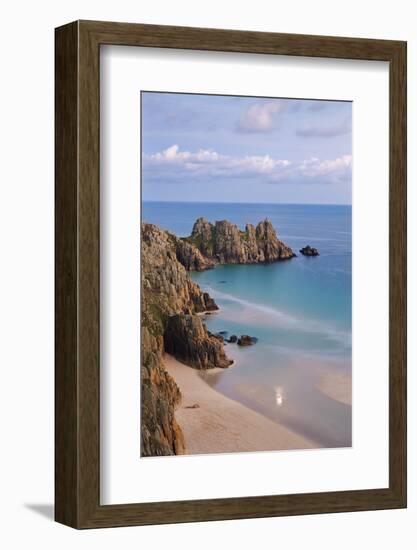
[316,372,352,406]
[164,354,317,455]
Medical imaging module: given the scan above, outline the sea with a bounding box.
[142,201,352,448]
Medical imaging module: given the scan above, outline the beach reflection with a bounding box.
[275,386,284,407]
[198,345,352,448]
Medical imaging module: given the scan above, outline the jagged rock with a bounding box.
[186,218,295,264]
[229,335,238,343]
[164,314,233,370]
[141,325,185,457]
[300,245,319,256]
[175,238,215,271]
[141,223,218,326]
[237,335,256,346]
[202,292,218,312]
[191,217,215,257]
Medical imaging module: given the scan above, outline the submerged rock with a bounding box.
[237,335,257,346]
[228,335,238,343]
[300,245,319,256]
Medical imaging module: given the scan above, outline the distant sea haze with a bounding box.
[142,201,352,448]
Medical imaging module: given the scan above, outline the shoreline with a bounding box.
[164,354,317,455]
[316,372,352,406]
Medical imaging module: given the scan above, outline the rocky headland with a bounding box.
[183,217,295,266]
[141,218,296,457]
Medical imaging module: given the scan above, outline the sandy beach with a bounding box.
[164,354,317,455]
[316,372,352,406]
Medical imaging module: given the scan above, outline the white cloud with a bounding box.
[143,145,351,185]
[237,101,284,133]
[299,155,352,179]
[151,144,221,163]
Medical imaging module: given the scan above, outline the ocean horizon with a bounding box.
[142,200,352,448]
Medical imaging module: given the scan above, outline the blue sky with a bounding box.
[142,92,352,204]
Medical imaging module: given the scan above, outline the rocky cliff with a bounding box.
[141,223,232,457]
[175,238,215,272]
[141,217,293,456]
[164,314,232,370]
[184,217,295,265]
[141,325,185,456]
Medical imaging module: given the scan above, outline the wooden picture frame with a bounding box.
[55,20,407,528]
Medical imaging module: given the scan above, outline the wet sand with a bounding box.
[164,354,317,455]
[316,372,352,406]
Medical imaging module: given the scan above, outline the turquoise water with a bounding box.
[143,201,352,448]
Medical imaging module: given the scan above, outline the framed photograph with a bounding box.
[55,20,406,528]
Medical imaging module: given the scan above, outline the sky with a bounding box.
[141,92,352,205]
